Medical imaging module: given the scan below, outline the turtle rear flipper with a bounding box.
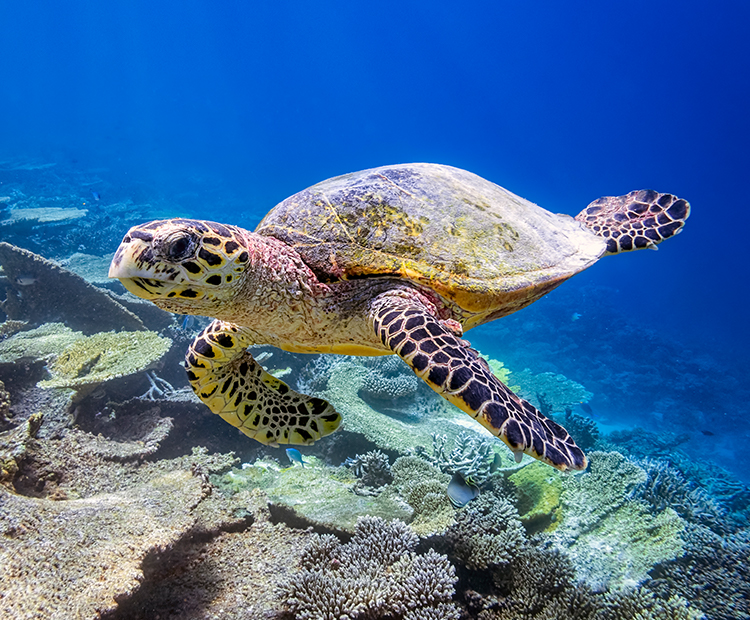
[575,190,690,255]
[369,294,587,471]
[186,319,341,446]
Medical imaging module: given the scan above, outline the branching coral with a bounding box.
[563,410,600,451]
[416,431,493,484]
[345,449,394,491]
[444,489,527,570]
[282,516,460,620]
[359,355,420,406]
[632,457,725,531]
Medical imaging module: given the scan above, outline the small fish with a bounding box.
[14,275,37,286]
[447,472,480,507]
[286,448,307,467]
[91,191,101,201]
[700,430,715,436]
[489,451,503,473]
[179,315,195,330]
[579,402,594,416]
[571,312,582,321]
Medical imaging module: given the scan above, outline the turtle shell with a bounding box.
[256,163,605,323]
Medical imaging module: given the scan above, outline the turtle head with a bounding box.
[109,218,251,314]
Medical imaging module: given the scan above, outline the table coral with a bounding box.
[38,330,172,390]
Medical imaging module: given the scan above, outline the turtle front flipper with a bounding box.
[186,319,341,446]
[575,190,690,255]
[369,295,587,471]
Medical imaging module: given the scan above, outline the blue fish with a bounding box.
[286,448,307,467]
[179,315,195,330]
[579,402,594,416]
[571,312,582,321]
[91,191,101,201]
[447,472,480,507]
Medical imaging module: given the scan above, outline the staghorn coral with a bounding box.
[416,431,493,484]
[38,330,172,390]
[465,546,702,620]
[282,516,459,620]
[444,488,527,570]
[648,524,750,620]
[632,457,725,531]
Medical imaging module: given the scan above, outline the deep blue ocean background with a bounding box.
[1,1,748,480]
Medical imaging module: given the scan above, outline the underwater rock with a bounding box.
[0,470,204,620]
[281,516,460,620]
[0,242,146,333]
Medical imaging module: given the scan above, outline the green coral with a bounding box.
[0,323,82,364]
[38,330,172,389]
[216,458,412,532]
[509,460,564,533]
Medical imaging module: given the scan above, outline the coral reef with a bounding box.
[648,524,750,620]
[38,330,172,390]
[416,431,494,484]
[345,449,394,491]
[391,455,455,536]
[281,516,460,620]
[548,451,686,591]
[444,487,527,570]
[511,368,593,416]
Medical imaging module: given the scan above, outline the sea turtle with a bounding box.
[108,163,689,471]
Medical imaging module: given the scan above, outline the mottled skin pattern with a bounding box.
[108,164,690,470]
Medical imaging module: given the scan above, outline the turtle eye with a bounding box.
[164,232,196,261]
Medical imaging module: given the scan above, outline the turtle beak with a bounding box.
[109,235,180,300]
